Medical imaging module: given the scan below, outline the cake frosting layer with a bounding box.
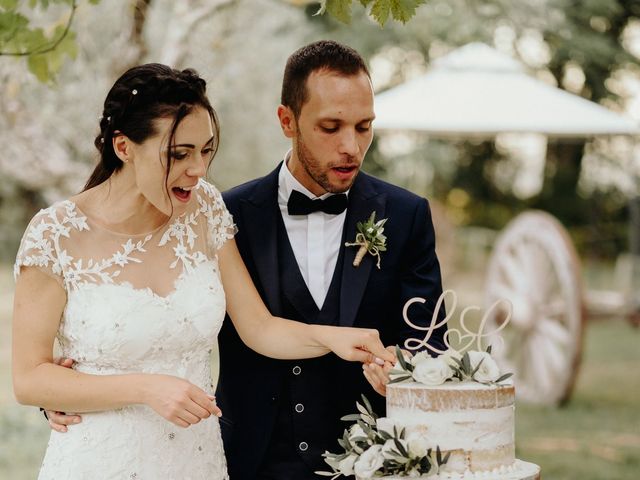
[386,381,516,474]
[356,459,541,480]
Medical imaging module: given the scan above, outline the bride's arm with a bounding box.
[217,238,394,364]
[12,267,218,426]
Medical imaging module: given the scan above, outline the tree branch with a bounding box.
[0,1,78,57]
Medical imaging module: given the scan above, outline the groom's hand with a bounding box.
[362,347,411,397]
[46,357,83,433]
[362,346,395,396]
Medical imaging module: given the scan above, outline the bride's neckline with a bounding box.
[68,200,171,238]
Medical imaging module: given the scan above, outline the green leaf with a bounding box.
[341,413,362,421]
[324,0,353,24]
[495,372,513,383]
[388,375,413,384]
[361,394,373,415]
[395,345,411,371]
[461,351,471,374]
[369,0,390,26]
[27,53,49,82]
[470,356,485,378]
[394,437,409,457]
[389,0,425,24]
[0,0,19,10]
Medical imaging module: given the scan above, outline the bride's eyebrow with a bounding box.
[172,136,215,149]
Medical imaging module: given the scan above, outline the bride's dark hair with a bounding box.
[84,63,219,191]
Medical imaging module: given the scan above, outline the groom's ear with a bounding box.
[277,104,297,139]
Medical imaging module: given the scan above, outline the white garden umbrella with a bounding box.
[373,43,639,138]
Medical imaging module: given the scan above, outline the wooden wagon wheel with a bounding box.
[484,211,585,406]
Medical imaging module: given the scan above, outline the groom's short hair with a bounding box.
[281,40,370,118]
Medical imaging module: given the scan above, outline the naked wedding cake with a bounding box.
[320,291,541,480]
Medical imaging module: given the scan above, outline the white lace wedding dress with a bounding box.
[14,180,235,480]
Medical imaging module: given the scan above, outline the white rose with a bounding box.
[353,445,384,478]
[409,351,431,367]
[412,356,452,386]
[406,434,430,458]
[337,453,358,475]
[376,417,398,436]
[348,424,367,442]
[467,350,501,383]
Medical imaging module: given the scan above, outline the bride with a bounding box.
[12,63,393,479]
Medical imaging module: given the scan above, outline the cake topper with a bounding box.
[402,289,512,356]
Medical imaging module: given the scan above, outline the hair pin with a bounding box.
[132,89,138,95]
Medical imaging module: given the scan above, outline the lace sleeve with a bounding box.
[197,180,237,253]
[13,202,88,289]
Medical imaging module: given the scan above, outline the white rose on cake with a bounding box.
[406,433,430,458]
[409,350,430,367]
[337,453,358,475]
[412,356,452,386]
[467,350,501,383]
[354,445,384,478]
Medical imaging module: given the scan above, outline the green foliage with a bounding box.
[317,0,427,25]
[0,0,87,82]
[318,394,449,478]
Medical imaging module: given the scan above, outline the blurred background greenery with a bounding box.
[1,0,639,479]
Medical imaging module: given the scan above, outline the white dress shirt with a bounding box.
[277,151,348,309]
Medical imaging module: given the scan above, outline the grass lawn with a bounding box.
[1,264,639,479]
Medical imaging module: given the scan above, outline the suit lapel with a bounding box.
[339,173,387,327]
[239,165,283,315]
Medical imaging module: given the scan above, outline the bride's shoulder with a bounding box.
[25,199,88,232]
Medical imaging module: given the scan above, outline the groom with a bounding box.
[217,40,447,479]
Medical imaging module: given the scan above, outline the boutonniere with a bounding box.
[345,211,388,269]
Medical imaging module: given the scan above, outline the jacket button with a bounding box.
[295,403,304,413]
[292,365,302,375]
[299,441,308,452]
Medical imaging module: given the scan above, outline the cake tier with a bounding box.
[356,459,541,480]
[386,381,515,474]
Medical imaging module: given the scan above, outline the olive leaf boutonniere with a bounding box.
[345,211,388,269]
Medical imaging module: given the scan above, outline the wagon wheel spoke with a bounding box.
[538,317,571,347]
[485,211,585,406]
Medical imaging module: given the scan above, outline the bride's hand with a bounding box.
[318,326,396,364]
[142,374,222,428]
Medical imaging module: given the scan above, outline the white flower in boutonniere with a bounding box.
[345,211,388,269]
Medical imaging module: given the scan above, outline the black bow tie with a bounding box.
[287,190,348,216]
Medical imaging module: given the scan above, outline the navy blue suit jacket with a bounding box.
[217,164,446,479]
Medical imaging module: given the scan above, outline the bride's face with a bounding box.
[130,106,216,215]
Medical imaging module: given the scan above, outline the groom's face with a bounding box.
[281,69,375,196]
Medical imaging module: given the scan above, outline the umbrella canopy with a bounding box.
[373,43,639,138]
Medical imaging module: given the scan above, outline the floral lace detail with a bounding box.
[14,180,234,479]
[13,200,89,285]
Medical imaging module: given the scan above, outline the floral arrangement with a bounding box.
[345,211,388,269]
[317,395,449,479]
[389,345,513,387]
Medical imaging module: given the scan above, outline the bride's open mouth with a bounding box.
[172,186,193,202]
